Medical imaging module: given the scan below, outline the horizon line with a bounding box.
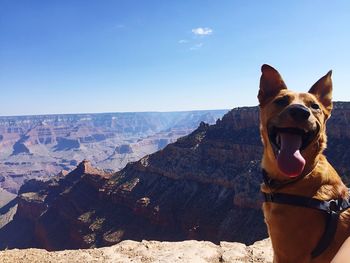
[0,108,230,119]
[1,100,349,118]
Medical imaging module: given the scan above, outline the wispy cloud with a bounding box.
[192,27,213,36]
[178,27,212,50]
[190,43,204,50]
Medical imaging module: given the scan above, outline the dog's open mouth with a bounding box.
[269,127,317,152]
[268,126,318,178]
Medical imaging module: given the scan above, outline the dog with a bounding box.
[258,64,350,263]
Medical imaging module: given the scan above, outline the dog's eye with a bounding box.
[273,96,290,107]
[311,103,320,110]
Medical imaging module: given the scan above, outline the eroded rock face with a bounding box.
[0,160,110,249]
[0,106,267,250]
[1,103,350,251]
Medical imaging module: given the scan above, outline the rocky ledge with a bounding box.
[0,238,272,263]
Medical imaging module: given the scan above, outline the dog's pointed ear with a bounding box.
[258,64,287,106]
[308,70,333,113]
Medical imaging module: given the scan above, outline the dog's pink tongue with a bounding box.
[277,133,305,177]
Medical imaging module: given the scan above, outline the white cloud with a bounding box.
[178,39,188,44]
[192,27,213,36]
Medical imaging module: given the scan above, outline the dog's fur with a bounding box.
[258,64,350,263]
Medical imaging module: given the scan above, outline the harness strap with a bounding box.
[263,192,350,258]
[262,169,302,190]
[311,212,339,258]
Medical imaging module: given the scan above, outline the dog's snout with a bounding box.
[289,104,310,121]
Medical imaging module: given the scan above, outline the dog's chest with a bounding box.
[263,203,326,261]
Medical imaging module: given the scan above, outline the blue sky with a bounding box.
[1,1,350,116]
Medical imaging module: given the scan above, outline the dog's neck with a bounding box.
[262,169,305,192]
[261,164,318,195]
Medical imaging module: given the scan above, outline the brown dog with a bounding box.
[258,64,350,263]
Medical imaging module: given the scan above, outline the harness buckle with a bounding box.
[328,199,342,213]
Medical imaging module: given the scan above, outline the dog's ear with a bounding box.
[308,70,333,113]
[258,64,287,106]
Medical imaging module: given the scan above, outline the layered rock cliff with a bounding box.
[1,102,350,251]
[0,106,266,250]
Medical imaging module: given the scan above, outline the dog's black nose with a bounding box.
[289,104,310,121]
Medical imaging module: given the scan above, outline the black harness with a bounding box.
[262,169,350,258]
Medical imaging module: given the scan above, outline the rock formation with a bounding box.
[0,239,273,263]
[1,102,350,251]
[0,110,226,193]
[0,106,266,250]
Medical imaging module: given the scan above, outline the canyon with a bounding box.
[0,102,350,257]
[0,110,226,194]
